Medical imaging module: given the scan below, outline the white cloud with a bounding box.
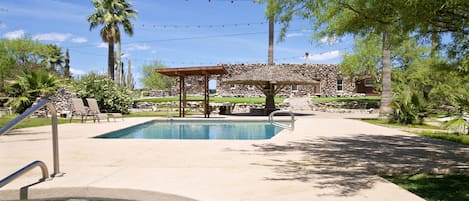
[121,53,130,58]
[125,43,150,51]
[33,32,72,42]
[70,68,86,76]
[3,30,25,39]
[96,42,107,48]
[309,50,340,61]
[286,33,304,38]
[71,37,87,43]
[320,36,339,44]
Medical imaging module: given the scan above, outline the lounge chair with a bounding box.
[70,98,95,123]
[86,98,123,122]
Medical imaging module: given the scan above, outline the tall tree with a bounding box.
[140,61,174,90]
[41,44,65,73]
[87,0,137,80]
[0,42,15,94]
[1,37,45,71]
[262,0,405,118]
[341,35,381,79]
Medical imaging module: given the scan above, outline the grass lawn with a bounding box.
[362,119,469,145]
[412,131,469,145]
[382,173,469,201]
[136,96,285,104]
[311,96,380,103]
[362,119,441,130]
[0,115,81,129]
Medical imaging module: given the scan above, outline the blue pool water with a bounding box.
[95,121,284,140]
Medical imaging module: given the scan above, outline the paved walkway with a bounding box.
[1,114,468,201]
[286,97,312,111]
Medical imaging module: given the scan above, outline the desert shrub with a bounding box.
[75,73,132,114]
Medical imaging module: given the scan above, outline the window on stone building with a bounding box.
[291,85,298,92]
[230,84,236,90]
[364,79,376,87]
[337,79,343,91]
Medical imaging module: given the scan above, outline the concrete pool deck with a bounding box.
[1,113,468,201]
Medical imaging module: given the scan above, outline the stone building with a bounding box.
[169,63,375,97]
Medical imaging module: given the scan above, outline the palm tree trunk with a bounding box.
[263,83,276,115]
[379,31,393,119]
[116,41,122,84]
[50,63,56,73]
[268,17,274,65]
[108,42,115,80]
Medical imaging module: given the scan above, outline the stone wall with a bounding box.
[217,64,356,97]
[165,63,359,97]
[49,87,75,113]
[311,100,380,114]
[170,75,216,96]
[33,87,76,117]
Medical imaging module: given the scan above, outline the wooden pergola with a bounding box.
[156,66,227,118]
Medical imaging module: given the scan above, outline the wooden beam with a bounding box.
[204,73,209,118]
[178,76,183,117]
[273,84,286,95]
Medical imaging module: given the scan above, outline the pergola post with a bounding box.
[204,73,209,118]
[178,76,186,117]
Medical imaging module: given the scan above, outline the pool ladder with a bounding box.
[269,110,295,130]
[0,98,63,188]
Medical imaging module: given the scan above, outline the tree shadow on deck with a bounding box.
[249,134,469,196]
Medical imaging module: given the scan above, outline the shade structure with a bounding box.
[157,66,227,77]
[156,66,227,118]
[223,65,320,85]
[223,64,320,114]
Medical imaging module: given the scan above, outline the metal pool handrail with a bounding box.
[0,98,62,188]
[0,160,49,188]
[269,110,295,130]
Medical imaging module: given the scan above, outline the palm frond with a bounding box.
[442,116,469,134]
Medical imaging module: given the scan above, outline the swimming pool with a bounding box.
[95,121,285,140]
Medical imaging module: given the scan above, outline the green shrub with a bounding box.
[75,73,132,114]
[6,69,61,114]
[391,88,427,124]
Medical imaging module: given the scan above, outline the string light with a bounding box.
[69,45,351,65]
[136,21,266,30]
[206,0,256,3]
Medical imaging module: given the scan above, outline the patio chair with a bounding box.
[86,98,123,122]
[70,98,95,123]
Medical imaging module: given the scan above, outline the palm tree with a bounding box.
[87,0,137,80]
[41,44,65,73]
[6,69,61,114]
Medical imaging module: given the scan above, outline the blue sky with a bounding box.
[0,0,353,88]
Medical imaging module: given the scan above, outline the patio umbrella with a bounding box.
[223,64,320,114]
